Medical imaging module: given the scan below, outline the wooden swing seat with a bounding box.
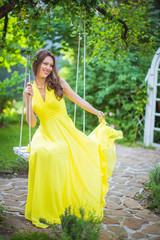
[13,147,29,161]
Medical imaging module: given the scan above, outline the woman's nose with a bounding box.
[47,65,52,71]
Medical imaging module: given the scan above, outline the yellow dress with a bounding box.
[25,84,123,228]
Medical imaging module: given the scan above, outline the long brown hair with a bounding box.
[32,49,63,100]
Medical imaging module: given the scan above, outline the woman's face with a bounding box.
[38,56,54,78]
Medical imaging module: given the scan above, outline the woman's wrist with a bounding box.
[97,111,104,118]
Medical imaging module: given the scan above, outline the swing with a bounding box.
[13,12,86,161]
[13,55,32,161]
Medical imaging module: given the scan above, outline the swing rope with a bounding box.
[28,56,31,153]
[19,55,31,152]
[74,10,86,133]
[19,55,28,148]
[14,55,31,160]
[74,10,82,125]
[83,11,86,134]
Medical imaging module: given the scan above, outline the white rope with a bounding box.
[19,55,28,148]
[28,56,31,153]
[74,11,82,125]
[83,11,86,134]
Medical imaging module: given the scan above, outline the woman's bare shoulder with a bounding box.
[59,78,68,89]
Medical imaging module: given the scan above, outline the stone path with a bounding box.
[0,144,160,240]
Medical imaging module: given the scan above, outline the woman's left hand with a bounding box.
[98,111,106,123]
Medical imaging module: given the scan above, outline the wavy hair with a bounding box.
[32,49,63,100]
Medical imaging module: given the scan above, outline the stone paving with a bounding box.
[0,144,160,240]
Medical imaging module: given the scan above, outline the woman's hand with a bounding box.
[97,111,108,123]
[23,83,34,102]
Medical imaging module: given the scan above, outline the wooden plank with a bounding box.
[155,113,160,116]
[153,127,160,131]
[13,147,29,161]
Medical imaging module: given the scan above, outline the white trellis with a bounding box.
[144,47,160,147]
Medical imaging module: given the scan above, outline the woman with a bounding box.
[23,49,122,228]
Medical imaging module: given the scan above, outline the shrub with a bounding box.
[0,71,24,113]
[149,163,160,186]
[0,157,28,175]
[40,206,102,240]
[0,100,23,127]
[147,163,160,210]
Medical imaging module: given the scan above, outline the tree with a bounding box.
[0,0,158,69]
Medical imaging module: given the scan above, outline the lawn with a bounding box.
[0,123,37,174]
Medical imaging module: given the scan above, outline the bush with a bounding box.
[147,164,160,210]
[0,156,28,175]
[0,100,23,127]
[40,206,102,240]
[0,71,24,113]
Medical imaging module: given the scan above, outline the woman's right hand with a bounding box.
[23,83,34,102]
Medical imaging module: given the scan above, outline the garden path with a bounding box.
[0,144,160,240]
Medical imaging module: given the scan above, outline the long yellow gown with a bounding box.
[25,83,123,228]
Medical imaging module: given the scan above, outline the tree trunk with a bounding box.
[0,0,19,19]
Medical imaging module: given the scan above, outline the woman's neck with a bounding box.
[35,77,46,86]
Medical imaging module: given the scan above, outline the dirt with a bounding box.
[0,173,28,179]
[0,213,55,240]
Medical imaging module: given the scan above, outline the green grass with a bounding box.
[9,232,53,240]
[121,140,155,149]
[137,193,143,200]
[0,123,37,174]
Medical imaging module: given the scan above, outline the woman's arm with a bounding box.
[23,83,37,127]
[60,78,105,120]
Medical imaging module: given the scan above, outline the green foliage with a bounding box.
[137,193,143,200]
[0,155,28,175]
[61,206,101,240]
[89,1,154,62]
[40,206,101,240]
[147,164,160,210]
[149,164,160,186]
[63,48,149,141]
[0,100,23,127]
[0,0,159,71]
[0,13,44,71]
[9,231,53,240]
[0,235,5,240]
[0,71,26,127]
[0,71,24,113]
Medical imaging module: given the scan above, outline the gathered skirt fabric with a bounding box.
[25,84,123,228]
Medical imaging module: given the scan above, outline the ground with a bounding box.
[0,144,160,240]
